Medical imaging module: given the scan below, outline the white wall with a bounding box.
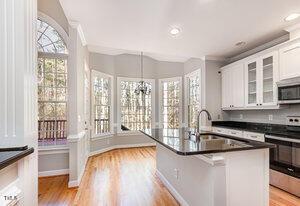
[37,0,69,34]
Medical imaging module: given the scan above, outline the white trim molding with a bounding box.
[69,21,87,46]
[67,131,86,143]
[38,12,69,47]
[38,147,69,155]
[89,142,156,157]
[38,169,69,177]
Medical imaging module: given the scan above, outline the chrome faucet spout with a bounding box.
[196,109,212,133]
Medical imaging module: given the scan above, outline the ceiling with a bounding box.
[59,0,300,62]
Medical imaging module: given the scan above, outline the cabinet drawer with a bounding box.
[212,127,229,135]
[227,129,243,138]
[243,131,265,142]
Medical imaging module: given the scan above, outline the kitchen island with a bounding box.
[141,128,274,206]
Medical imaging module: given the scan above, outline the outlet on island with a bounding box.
[174,168,179,180]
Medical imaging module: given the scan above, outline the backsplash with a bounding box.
[226,105,300,125]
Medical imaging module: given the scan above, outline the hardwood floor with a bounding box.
[38,175,77,206]
[38,147,300,206]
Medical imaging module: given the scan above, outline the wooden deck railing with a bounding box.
[38,120,67,140]
[38,119,110,141]
[95,118,110,134]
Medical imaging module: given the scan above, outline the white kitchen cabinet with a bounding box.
[212,127,244,138]
[245,51,279,108]
[243,131,265,142]
[212,127,265,142]
[222,63,244,109]
[279,42,300,80]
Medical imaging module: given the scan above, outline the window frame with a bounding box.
[158,77,183,129]
[37,52,68,148]
[117,77,156,134]
[37,13,69,149]
[91,70,114,139]
[184,69,201,128]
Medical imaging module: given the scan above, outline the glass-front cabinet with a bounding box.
[245,51,278,107]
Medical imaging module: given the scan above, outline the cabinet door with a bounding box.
[279,43,300,80]
[260,52,278,106]
[232,64,244,108]
[245,59,259,107]
[222,68,231,108]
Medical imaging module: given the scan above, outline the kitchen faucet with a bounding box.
[196,109,212,133]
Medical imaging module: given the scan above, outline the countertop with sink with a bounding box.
[141,128,274,155]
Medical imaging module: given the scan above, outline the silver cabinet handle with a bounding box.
[250,135,258,138]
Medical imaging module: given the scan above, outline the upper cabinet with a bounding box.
[222,63,244,109]
[221,39,300,110]
[245,52,279,108]
[279,43,300,80]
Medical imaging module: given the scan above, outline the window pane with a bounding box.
[120,80,152,131]
[37,19,67,54]
[188,75,200,129]
[37,57,68,146]
[93,74,111,135]
[161,80,180,129]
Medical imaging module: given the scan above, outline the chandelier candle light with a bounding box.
[134,52,151,95]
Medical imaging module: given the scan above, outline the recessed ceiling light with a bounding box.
[285,13,300,21]
[170,27,181,36]
[235,41,246,47]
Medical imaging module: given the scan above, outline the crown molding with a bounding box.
[201,55,228,62]
[69,21,87,46]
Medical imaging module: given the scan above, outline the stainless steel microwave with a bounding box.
[277,77,300,104]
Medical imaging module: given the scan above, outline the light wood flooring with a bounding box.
[38,147,300,206]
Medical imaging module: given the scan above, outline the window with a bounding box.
[37,18,68,146]
[159,77,182,130]
[117,77,155,132]
[91,71,113,137]
[185,70,201,129]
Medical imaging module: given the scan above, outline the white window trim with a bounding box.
[37,13,69,148]
[117,77,156,134]
[91,70,114,140]
[184,69,201,128]
[38,12,69,48]
[158,77,183,128]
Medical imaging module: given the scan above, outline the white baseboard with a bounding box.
[156,170,189,206]
[89,142,156,157]
[68,180,79,188]
[38,169,69,177]
[68,154,89,188]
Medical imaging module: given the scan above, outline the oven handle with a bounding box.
[265,135,300,144]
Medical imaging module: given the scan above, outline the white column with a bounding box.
[0,0,38,205]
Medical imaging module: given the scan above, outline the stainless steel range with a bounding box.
[265,116,300,197]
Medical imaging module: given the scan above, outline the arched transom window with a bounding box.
[37,19,67,54]
[37,18,68,146]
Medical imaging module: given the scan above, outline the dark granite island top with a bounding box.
[0,146,34,170]
[141,128,274,155]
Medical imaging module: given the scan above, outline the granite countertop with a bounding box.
[0,146,34,170]
[212,121,300,139]
[141,128,274,156]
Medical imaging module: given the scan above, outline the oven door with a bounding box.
[265,135,300,178]
[278,84,300,104]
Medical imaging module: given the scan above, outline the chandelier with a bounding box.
[134,52,151,95]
